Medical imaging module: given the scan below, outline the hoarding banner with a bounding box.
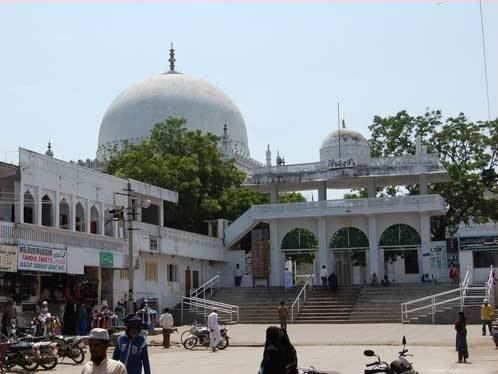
[0,245,18,272]
[17,244,67,273]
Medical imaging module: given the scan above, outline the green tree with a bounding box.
[367,110,498,239]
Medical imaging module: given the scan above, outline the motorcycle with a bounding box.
[0,341,39,372]
[51,335,86,364]
[33,341,59,370]
[363,336,419,374]
[182,324,229,350]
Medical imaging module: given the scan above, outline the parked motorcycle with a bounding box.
[363,336,419,374]
[51,335,86,364]
[182,325,229,350]
[33,341,59,370]
[0,341,39,372]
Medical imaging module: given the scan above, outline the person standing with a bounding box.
[328,273,338,292]
[1,299,16,337]
[234,264,244,287]
[284,268,293,292]
[277,301,289,332]
[159,308,175,348]
[320,265,328,287]
[63,299,76,335]
[455,311,469,364]
[481,298,494,336]
[113,315,151,374]
[207,309,221,352]
[81,328,126,374]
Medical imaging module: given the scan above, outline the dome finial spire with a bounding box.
[169,42,176,72]
[45,141,53,157]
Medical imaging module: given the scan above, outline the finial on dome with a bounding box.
[341,118,346,129]
[169,42,176,72]
[223,123,228,135]
[45,141,54,157]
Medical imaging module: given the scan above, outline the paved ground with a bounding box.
[54,324,498,373]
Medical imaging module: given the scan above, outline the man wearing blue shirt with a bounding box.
[113,314,151,374]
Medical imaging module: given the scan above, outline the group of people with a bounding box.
[370,273,391,287]
[320,266,338,291]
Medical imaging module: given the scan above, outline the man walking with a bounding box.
[207,309,221,352]
[278,301,289,332]
[113,315,151,374]
[284,268,293,292]
[159,308,175,348]
[320,265,328,287]
[481,298,494,336]
[82,328,126,374]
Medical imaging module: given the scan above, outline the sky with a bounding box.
[0,2,497,169]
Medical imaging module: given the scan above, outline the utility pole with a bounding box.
[126,181,135,314]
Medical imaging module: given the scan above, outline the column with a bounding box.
[36,187,42,225]
[318,182,327,201]
[70,196,76,231]
[270,220,283,286]
[86,200,91,233]
[54,191,60,228]
[270,185,279,204]
[16,181,24,223]
[368,215,380,278]
[159,200,164,227]
[419,175,428,195]
[368,179,377,198]
[100,202,105,235]
[318,217,329,276]
[113,220,119,238]
[420,213,431,276]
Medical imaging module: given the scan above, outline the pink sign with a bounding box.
[18,244,67,273]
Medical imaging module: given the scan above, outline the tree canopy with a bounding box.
[366,110,498,239]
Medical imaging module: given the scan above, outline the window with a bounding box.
[141,205,159,225]
[145,262,158,282]
[120,269,129,280]
[473,250,498,268]
[149,236,159,251]
[167,264,178,282]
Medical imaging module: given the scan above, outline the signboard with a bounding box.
[0,245,18,272]
[327,158,356,170]
[459,236,498,251]
[430,242,447,273]
[17,244,67,273]
[100,251,114,268]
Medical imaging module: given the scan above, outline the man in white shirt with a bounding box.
[320,265,328,287]
[234,264,244,287]
[207,309,221,352]
[159,308,176,348]
[81,328,126,374]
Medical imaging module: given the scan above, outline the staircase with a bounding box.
[210,287,299,323]
[294,286,360,324]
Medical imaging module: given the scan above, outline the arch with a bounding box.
[75,202,85,232]
[23,191,35,224]
[90,205,100,234]
[41,194,53,226]
[281,228,318,250]
[329,227,369,249]
[104,208,115,237]
[379,224,421,247]
[59,199,70,230]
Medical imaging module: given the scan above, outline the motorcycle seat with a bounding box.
[9,343,33,352]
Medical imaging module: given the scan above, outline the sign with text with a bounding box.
[0,245,18,272]
[459,236,498,251]
[100,251,114,268]
[327,158,356,170]
[18,244,67,273]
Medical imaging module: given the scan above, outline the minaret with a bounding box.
[266,144,272,167]
[220,123,232,158]
[45,142,53,157]
[166,42,180,74]
[276,151,282,166]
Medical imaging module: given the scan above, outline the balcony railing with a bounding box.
[0,221,126,251]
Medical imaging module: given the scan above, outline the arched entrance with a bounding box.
[23,191,35,224]
[59,199,70,230]
[75,202,85,232]
[90,205,99,234]
[41,195,53,226]
[330,227,369,286]
[281,228,318,285]
[379,224,421,283]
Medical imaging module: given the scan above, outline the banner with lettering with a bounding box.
[0,245,18,272]
[18,244,67,273]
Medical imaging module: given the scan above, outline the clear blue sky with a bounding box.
[1,2,497,166]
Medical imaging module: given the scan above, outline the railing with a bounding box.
[485,266,496,307]
[190,273,220,300]
[0,221,126,251]
[401,270,488,324]
[180,296,239,325]
[290,274,314,323]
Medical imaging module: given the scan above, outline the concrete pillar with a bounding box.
[86,200,91,233]
[368,215,380,278]
[113,220,119,238]
[318,218,330,276]
[70,196,76,231]
[270,185,279,204]
[36,187,42,225]
[270,220,283,286]
[54,191,60,228]
[368,179,376,198]
[420,213,431,276]
[100,202,105,235]
[16,182,24,223]
[419,175,428,195]
[159,201,164,227]
[318,182,327,201]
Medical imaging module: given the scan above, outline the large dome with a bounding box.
[97,65,249,159]
[319,128,371,165]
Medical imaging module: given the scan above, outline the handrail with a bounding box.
[485,265,495,307]
[290,274,313,323]
[190,273,220,299]
[180,296,239,325]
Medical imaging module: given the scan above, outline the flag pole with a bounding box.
[337,102,341,158]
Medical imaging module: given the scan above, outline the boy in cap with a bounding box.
[481,298,494,336]
[113,314,151,374]
[82,328,126,374]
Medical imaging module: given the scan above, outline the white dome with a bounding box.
[97,72,249,159]
[319,128,370,164]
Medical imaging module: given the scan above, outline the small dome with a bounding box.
[319,128,370,164]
